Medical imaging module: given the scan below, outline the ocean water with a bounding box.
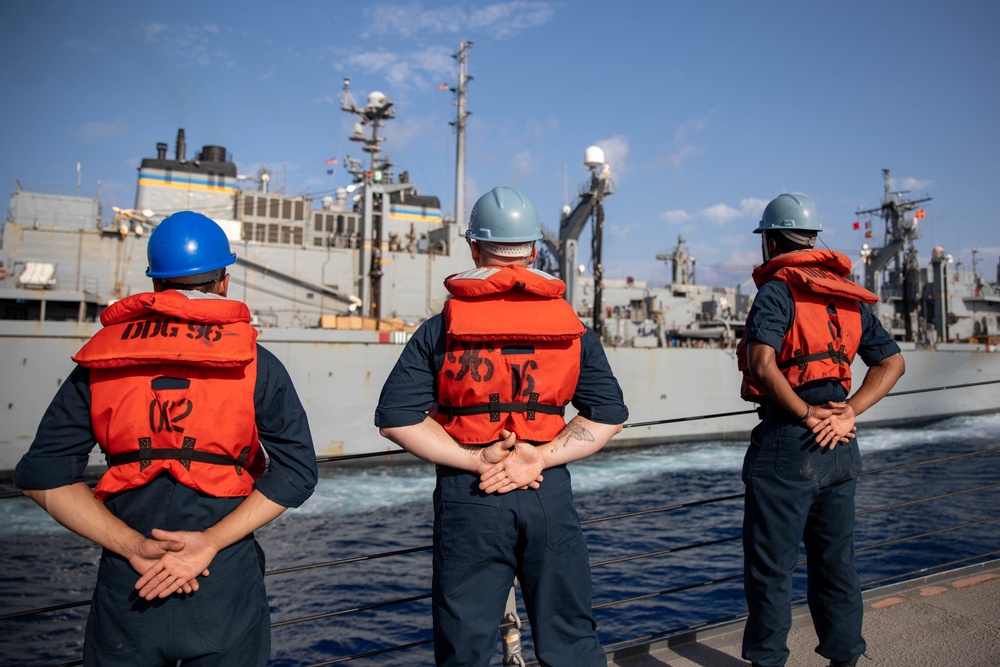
[2,413,999,666]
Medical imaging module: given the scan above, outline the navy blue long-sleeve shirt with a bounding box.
[744,280,901,405]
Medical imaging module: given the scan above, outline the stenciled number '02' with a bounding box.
[148,398,194,433]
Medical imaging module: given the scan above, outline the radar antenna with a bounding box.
[856,168,932,342]
[340,78,405,323]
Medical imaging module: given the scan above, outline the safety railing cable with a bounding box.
[2,378,997,502]
[3,446,997,625]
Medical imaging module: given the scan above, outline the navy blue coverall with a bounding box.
[740,280,900,667]
[375,313,627,667]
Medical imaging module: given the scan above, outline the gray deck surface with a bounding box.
[606,560,1000,667]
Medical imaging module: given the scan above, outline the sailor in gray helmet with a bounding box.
[737,193,905,667]
[376,186,628,666]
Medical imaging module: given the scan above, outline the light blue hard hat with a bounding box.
[146,211,237,278]
[466,186,543,243]
[755,193,822,234]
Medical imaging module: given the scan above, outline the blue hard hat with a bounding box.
[466,186,543,243]
[755,193,822,234]
[146,211,237,278]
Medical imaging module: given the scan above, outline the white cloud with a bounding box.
[662,209,693,225]
[363,2,557,39]
[740,197,768,220]
[607,221,636,239]
[673,117,706,144]
[347,46,456,92]
[510,151,534,178]
[895,176,933,194]
[699,203,742,224]
[467,2,557,37]
[595,135,628,175]
[665,143,703,169]
[665,116,707,168]
[138,22,229,67]
[141,23,168,42]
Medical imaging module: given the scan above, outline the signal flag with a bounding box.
[436,82,449,91]
[865,231,873,238]
[852,221,860,230]
[324,158,338,165]
[915,209,926,219]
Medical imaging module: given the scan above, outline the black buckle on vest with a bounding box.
[180,437,195,470]
[526,392,539,420]
[793,349,807,371]
[138,437,152,471]
[235,447,251,475]
[489,393,500,422]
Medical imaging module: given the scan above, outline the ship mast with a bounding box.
[856,168,932,342]
[341,78,404,323]
[451,41,472,226]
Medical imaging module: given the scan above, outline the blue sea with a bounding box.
[2,413,999,666]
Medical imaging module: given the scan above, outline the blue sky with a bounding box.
[2,0,998,288]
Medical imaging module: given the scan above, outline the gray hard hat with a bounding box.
[755,193,822,234]
[466,186,543,243]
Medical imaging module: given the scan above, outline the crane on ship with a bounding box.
[538,147,616,339]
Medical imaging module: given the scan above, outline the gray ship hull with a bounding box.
[3,319,998,474]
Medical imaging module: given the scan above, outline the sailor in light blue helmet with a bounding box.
[146,211,237,285]
[466,186,543,259]
[738,191,905,667]
[755,193,823,263]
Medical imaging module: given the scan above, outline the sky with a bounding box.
[2,0,999,289]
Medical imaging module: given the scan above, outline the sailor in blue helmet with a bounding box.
[736,194,905,667]
[375,186,628,666]
[15,211,317,666]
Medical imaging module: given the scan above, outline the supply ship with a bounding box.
[2,64,999,475]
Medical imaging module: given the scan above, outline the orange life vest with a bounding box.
[73,290,264,500]
[737,249,879,403]
[433,265,585,445]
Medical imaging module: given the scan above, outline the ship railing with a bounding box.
[1,379,999,666]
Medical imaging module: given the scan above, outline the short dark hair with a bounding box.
[766,229,817,254]
[157,269,226,293]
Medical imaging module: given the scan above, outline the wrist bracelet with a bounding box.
[798,405,811,424]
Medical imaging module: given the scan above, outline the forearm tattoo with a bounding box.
[550,419,595,454]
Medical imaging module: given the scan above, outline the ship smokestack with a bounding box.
[156,143,167,160]
[175,129,186,162]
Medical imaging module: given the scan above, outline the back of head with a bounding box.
[466,186,542,260]
[755,193,821,251]
[146,211,237,285]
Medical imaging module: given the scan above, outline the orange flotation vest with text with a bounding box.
[73,290,264,501]
[433,265,585,445]
[737,249,879,403]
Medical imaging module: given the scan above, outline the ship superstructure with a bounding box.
[856,168,1000,345]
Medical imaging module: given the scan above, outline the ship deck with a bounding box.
[606,559,1000,667]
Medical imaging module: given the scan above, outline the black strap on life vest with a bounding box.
[108,439,253,475]
[777,343,849,371]
[436,393,566,423]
